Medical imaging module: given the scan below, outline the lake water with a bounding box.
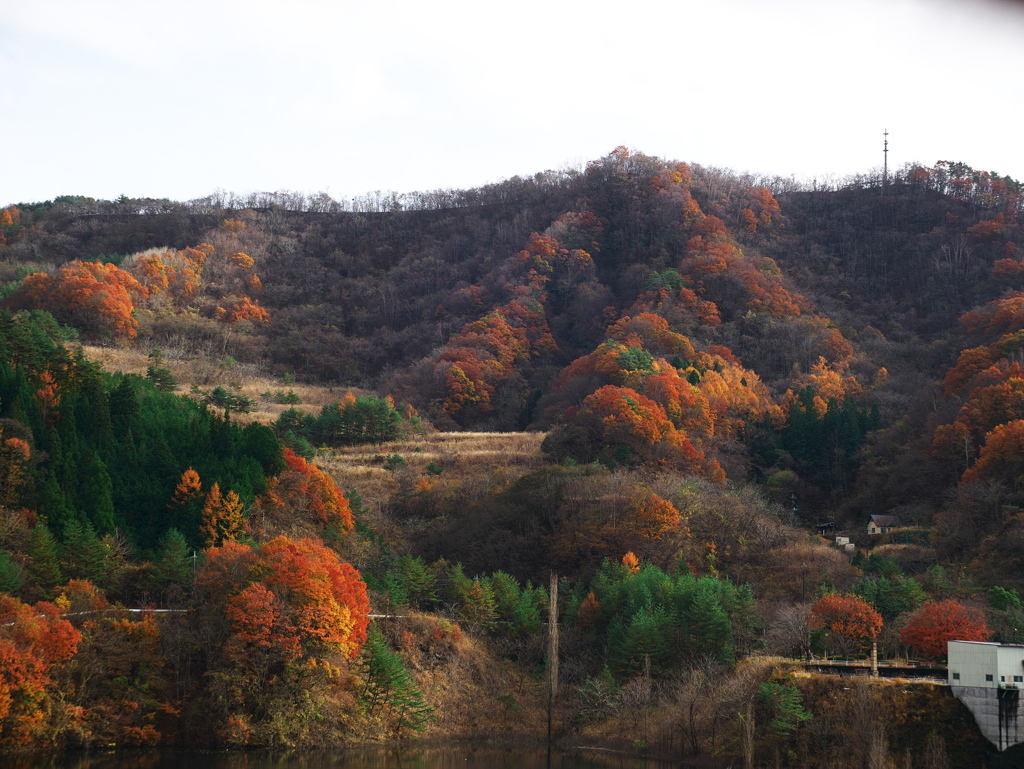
[6,746,680,769]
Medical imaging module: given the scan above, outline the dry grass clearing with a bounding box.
[317,431,548,507]
[81,344,363,425]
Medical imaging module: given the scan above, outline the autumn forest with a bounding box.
[1,148,1023,766]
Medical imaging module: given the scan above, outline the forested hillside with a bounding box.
[1,148,1022,765]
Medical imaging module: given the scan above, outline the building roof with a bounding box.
[950,640,1024,649]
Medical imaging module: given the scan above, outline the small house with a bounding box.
[867,514,899,535]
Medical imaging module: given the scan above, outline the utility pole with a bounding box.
[547,572,559,755]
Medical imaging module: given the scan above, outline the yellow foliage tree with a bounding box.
[200,483,247,546]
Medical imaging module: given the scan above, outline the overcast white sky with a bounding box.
[2,0,1023,206]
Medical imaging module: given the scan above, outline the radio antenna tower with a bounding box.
[883,128,889,192]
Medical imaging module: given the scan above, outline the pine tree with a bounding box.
[152,528,193,591]
[78,451,115,534]
[61,518,106,582]
[461,579,498,629]
[109,375,142,435]
[26,521,63,595]
[359,626,434,736]
[0,550,24,593]
[146,363,177,393]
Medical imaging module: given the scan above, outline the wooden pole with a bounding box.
[547,571,559,751]
[643,654,651,750]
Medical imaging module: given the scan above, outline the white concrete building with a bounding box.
[948,640,1024,688]
[948,641,1024,751]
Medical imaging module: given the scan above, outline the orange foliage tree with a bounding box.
[551,479,690,572]
[199,538,370,652]
[630,487,683,541]
[678,233,805,320]
[582,385,701,468]
[253,448,355,537]
[961,420,1024,489]
[255,536,368,656]
[127,246,206,308]
[169,468,202,508]
[224,295,270,324]
[0,594,81,746]
[900,599,989,660]
[4,261,147,340]
[199,535,370,745]
[544,384,723,481]
[125,231,271,325]
[427,231,570,425]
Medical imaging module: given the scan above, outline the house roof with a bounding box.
[869,514,899,526]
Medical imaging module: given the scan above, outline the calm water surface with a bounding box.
[9,746,679,769]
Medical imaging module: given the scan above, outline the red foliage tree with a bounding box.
[225,583,301,661]
[198,535,369,743]
[809,593,883,651]
[0,431,31,507]
[944,347,997,396]
[960,293,1024,337]
[900,599,989,660]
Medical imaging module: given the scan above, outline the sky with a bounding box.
[2,0,1024,207]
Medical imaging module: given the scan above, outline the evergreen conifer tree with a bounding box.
[0,550,24,593]
[78,451,116,534]
[359,626,434,736]
[61,518,106,583]
[152,527,193,591]
[26,521,63,595]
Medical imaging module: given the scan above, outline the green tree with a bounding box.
[25,522,63,595]
[0,550,24,593]
[61,519,107,583]
[989,586,1022,612]
[359,626,434,736]
[152,528,193,592]
[77,451,115,534]
[146,364,177,393]
[383,555,438,609]
[758,680,812,735]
